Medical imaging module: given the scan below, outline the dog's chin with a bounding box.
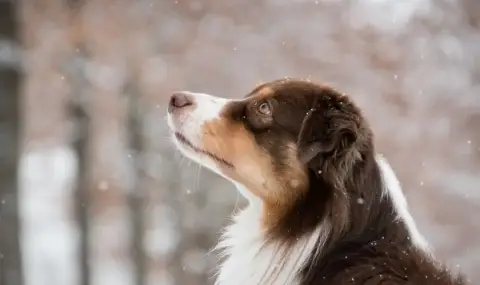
[173,131,235,168]
[171,131,232,180]
[171,131,204,161]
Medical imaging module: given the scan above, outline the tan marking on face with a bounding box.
[256,86,274,97]
[200,106,309,229]
[247,85,274,99]
[202,117,276,199]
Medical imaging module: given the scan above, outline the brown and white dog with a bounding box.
[166,79,466,285]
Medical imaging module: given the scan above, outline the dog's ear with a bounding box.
[296,101,358,166]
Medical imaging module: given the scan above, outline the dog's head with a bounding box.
[167,79,372,210]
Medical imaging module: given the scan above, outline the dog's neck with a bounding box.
[214,189,330,285]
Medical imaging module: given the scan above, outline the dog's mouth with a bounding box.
[174,132,234,168]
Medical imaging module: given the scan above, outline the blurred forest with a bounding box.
[0,0,479,285]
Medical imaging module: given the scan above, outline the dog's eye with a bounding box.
[244,100,274,130]
[258,101,272,116]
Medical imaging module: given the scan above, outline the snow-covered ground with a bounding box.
[19,146,80,285]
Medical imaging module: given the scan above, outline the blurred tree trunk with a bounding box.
[126,84,146,285]
[77,3,136,284]
[68,1,90,284]
[69,79,91,285]
[0,1,23,285]
[18,1,82,285]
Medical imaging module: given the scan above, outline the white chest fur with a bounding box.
[214,201,329,285]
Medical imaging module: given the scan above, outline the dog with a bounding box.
[166,79,467,285]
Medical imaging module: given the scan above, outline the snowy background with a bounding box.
[3,0,480,284]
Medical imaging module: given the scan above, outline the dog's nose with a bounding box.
[168,92,194,113]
